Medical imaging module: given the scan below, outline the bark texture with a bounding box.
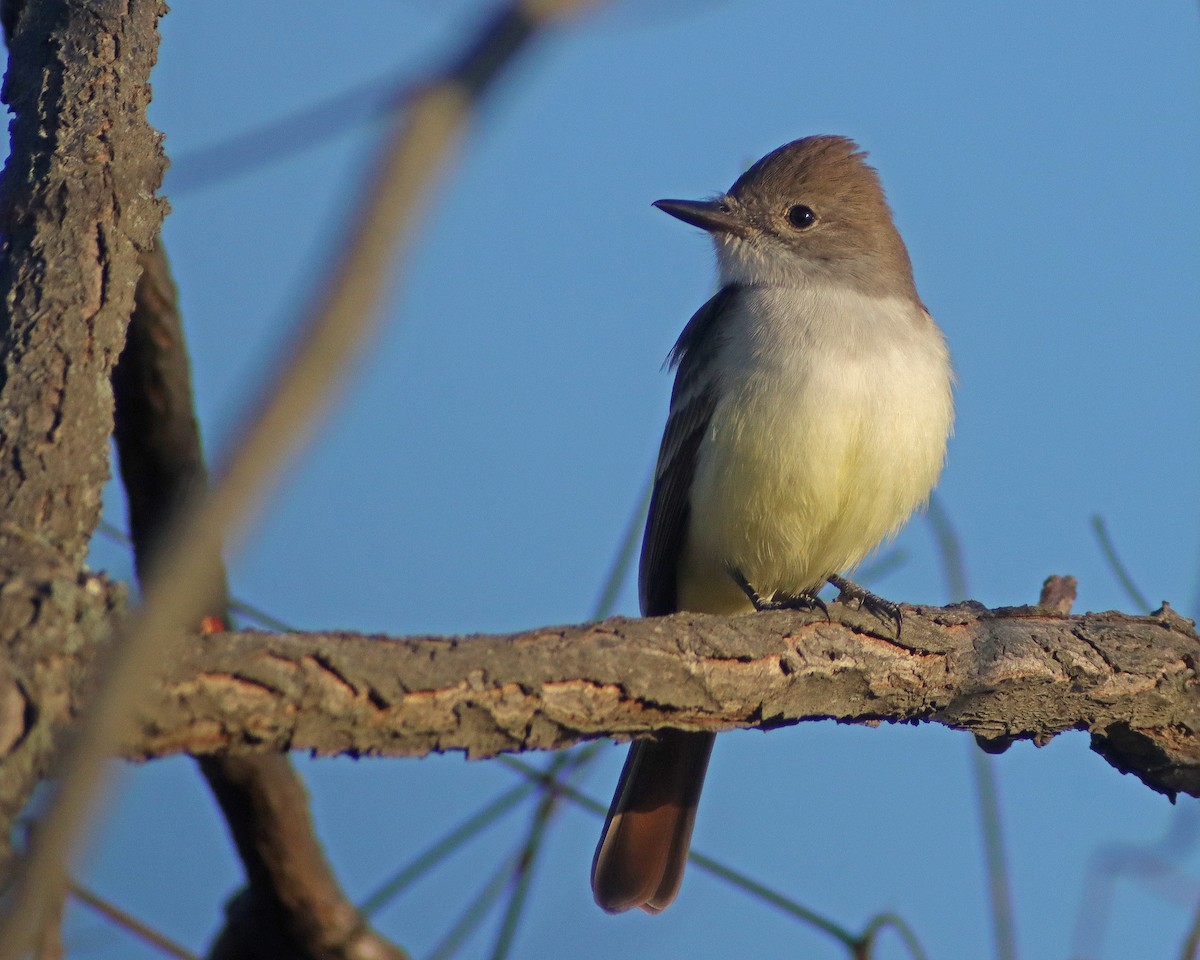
[0,0,167,869]
[0,537,124,842]
[0,0,168,568]
[91,600,1200,800]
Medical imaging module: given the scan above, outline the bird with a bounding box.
[590,135,954,914]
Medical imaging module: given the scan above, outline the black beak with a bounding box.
[652,198,745,236]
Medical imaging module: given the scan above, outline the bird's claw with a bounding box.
[827,574,903,635]
[731,569,829,618]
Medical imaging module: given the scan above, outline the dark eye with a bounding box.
[786,204,816,229]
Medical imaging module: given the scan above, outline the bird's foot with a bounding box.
[731,569,828,618]
[827,574,903,635]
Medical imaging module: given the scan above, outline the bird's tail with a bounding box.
[590,730,715,913]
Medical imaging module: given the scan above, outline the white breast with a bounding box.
[676,283,954,614]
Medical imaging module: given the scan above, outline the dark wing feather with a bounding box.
[638,285,741,617]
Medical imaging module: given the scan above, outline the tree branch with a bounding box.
[99,601,1198,799]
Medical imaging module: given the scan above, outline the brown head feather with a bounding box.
[721,135,917,298]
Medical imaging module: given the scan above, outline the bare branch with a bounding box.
[90,601,1200,800]
[203,754,407,960]
[69,881,201,960]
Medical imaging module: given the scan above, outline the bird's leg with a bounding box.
[731,568,828,618]
[827,574,903,635]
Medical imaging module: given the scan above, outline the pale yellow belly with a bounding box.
[676,355,950,615]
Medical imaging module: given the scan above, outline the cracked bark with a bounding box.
[2,599,1180,800]
[0,0,167,567]
[0,575,1196,884]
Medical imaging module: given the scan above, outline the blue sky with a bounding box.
[68,2,1200,958]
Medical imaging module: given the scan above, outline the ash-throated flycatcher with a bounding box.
[591,135,954,914]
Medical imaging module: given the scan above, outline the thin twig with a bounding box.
[927,495,1018,960]
[68,882,200,960]
[169,67,412,194]
[1091,514,1152,613]
[591,472,651,617]
[925,492,969,602]
[488,749,597,960]
[971,744,1019,960]
[487,761,568,960]
[486,470,644,953]
[359,781,538,918]
[496,755,861,950]
[1181,898,1200,960]
[1071,805,1200,958]
[473,468,646,955]
[426,852,522,960]
[856,912,930,960]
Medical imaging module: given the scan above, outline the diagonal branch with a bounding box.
[114,240,406,959]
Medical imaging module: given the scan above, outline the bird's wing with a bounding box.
[638,284,740,617]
